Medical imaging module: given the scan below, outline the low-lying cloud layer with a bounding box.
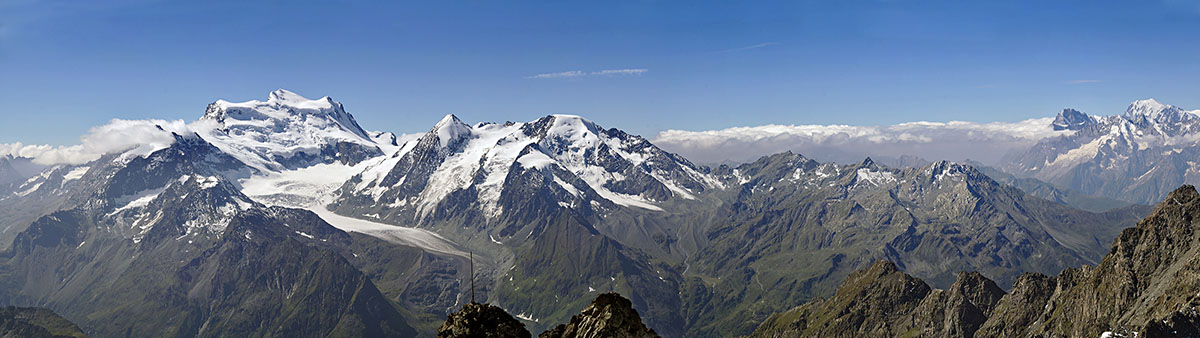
[652,118,1070,166]
[2,119,191,165]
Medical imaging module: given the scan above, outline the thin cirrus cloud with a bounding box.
[712,42,780,53]
[651,118,1071,166]
[526,68,647,79]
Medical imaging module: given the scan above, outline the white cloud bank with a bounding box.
[2,119,191,165]
[652,118,1071,166]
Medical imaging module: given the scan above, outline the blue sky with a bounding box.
[2,0,1199,146]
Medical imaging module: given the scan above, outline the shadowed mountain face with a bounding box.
[750,185,1200,337]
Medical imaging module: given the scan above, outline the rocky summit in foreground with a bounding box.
[437,302,531,338]
[750,185,1200,338]
[0,306,87,338]
[438,293,659,338]
[540,292,659,338]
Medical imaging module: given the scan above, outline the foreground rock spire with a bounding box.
[438,293,659,338]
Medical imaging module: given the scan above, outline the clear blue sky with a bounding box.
[2,0,1199,145]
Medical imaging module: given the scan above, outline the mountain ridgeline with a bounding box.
[750,185,1200,337]
[0,90,1180,337]
[1005,99,1200,206]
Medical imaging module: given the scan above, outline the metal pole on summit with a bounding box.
[470,251,476,304]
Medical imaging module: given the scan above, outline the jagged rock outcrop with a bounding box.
[438,293,659,338]
[986,184,1200,336]
[753,185,1200,337]
[747,260,1004,338]
[437,303,531,338]
[540,292,659,338]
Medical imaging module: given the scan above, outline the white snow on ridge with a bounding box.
[517,151,554,169]
[400,114,712,217]
[855,168,897,186]
[419,122,533,218]
[14,181,42,197]
[61,166,89,184]
[109,185,170,215]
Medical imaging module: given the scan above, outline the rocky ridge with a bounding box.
[750,185,1200,337]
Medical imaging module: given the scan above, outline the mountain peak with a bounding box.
[196,90,380,170]
[541,293,661,338]
[1052,108,1095,131]
[1164,184,1199,205]
[267,88,314,104]
[437,303,531,338]
[431,114,471,148]
[1124,98,1192,124]
[859,157,876,168]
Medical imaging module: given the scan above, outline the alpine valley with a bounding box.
[9,90,1200,337]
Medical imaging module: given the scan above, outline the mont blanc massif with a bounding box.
[4,90,1200,338]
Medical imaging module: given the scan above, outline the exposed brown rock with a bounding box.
[539,293,659,338]
[437,303,531,338]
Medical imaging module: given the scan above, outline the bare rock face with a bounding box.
[437,303,531,338]
[539,293,660,338]
[748,260,932,337]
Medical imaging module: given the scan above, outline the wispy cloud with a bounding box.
[526,68,647,79]
[1064,79,1102,84]
[591,68,647,76]
[713,42,780,53]
[526,70,586,79]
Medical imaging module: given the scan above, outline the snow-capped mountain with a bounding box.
[1003,99,1200,205]
[196,89,391,171]
[332,114,721,226]
[0,90,1180,337]
[1050,108,1096,131]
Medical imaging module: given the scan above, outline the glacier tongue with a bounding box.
[237,159,467,258]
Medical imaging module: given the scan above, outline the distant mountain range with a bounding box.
[0,90,1192,337]
[1005,99,1200,206]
